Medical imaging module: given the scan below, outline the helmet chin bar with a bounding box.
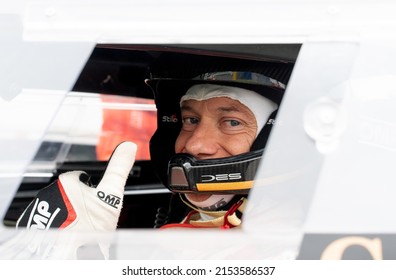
[167,149,263,194]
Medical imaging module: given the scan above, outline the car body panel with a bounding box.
[1,0,396,260]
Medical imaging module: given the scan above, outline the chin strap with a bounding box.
[173,195,247,229]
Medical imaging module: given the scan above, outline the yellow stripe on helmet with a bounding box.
[196,181,254,192]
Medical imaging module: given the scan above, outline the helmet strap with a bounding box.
[250,109,278,151]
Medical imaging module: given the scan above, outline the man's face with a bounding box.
[175,96,257,204]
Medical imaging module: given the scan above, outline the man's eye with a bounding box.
[181,117,199,132]
[226,120,241,127]
[182,117,199,125]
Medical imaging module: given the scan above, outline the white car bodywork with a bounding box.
[1,0,396,260]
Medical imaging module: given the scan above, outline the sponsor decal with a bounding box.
[162,114,178,123]
[297,234,396,260]
[27,199,61,230]
[97,190,121,209]
[201,173,242,182]
[267,118,276,125]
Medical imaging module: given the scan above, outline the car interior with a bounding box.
[3,44,301,228]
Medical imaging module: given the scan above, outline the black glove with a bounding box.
[0,141,137,259]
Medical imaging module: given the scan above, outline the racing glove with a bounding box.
[0,141,137,260]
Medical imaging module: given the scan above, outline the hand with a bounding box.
[1,141,137,259]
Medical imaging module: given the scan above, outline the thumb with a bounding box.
[96,141,137,194]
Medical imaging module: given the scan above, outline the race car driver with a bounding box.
[3,71,284,259]
[147,71,283,229]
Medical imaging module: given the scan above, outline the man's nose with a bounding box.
[183,124,219,157]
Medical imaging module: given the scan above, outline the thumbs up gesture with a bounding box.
[1,141,137,259]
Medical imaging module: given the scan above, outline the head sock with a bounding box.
[181,84,278,137]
